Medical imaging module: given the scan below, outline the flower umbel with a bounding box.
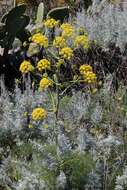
[32,108,47,121]
[19,60,34,74]
[83,71,97,84]
[79,64,93,75]
[53,36,67,48]
[39,77,53,90]
[31,33,48,47]
[37,59,51,72]
[74,35,89,49]
[44,18,59,28]
[59,47,73,60]
[60,23,74,38]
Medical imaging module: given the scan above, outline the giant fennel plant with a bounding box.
[1,2,127,190]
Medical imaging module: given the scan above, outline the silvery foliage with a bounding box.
[77,128,96,151]
[85,171,102,190]
[91,102,103,124]
[115,166,127,190]
[0,77,55,135]
[15,168,46,190]
[97,135,122,148]
[57,132,71,155]
[56,171,67,189]
[0,153,15,188]
[84,158,104,189]
[97,135,123,158]
[14,141,57,190]
[75,0,127,49]
[59,91,91,127]
[57,121,71,155]
[0,76,126,189]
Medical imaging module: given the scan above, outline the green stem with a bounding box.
[48,89,56,114]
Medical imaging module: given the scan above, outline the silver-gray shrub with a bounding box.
[115,166,127,190]
[75,1,127,49]
[0,76,126,190]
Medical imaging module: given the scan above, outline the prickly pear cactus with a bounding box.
[47,6,69,22]
[15,0,43,19]
[0,4,30,49]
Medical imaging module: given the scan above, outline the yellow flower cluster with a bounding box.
[44,18,59,29]
[19,60,34,74]
[53,36,67,48]
[39,77,53,90]
[79,64,97,84]
[84,72,97,84]
[32,107,47,121]
[79,64,93,75]
[60,23,74,38]
[74,35,89,49]
[59,47,73,60]
[31,33,48,48]
[37,59,51,72]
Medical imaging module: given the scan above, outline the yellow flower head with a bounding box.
[19,60,34,74]
[32,108,47,121]
[61,23,73,30]
[79,64,93,75]
[60,23,74,38]
[44,18,59,28]
[53,36,67,48]
[59,47,73,60]
[39,77,53,90]
[74,35,89,49]
[83,71,97,84]
[37,59,51,72]
[31,33,48,48]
